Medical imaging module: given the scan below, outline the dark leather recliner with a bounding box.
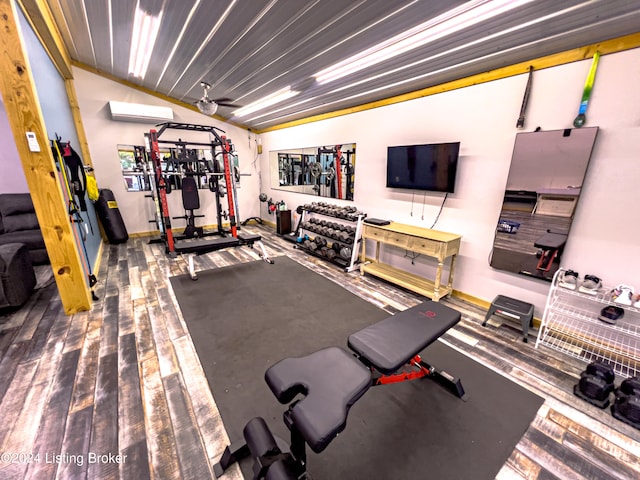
[0,243,36,309]
[0,193,49,265]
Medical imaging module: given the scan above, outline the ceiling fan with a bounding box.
[195,81,239,115]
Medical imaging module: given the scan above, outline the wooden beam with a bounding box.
[16,1,93,167]
[17,0,73,78]
[0,0,91,313]
[64,79,93,167]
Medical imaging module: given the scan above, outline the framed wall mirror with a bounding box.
[490,127,599,281]
[118,144,239,193]
[269,143,356,200]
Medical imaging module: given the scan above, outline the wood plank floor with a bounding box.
[0,225,638,479]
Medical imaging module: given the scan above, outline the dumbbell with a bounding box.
[612,376,640,428]
[336,231,350,243]
[574,361,615,408]
[339,246,352,260]
[618,377,640,397]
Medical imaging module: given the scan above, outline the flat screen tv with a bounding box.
[386,142,460,193]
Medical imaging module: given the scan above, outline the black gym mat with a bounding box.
[170,257,543,480]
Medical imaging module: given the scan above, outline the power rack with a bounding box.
[147,122,272,279]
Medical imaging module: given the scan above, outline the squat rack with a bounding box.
[147,122,272,278]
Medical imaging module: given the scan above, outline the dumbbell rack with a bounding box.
[294,202,366,272]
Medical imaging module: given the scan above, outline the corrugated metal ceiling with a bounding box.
[44,0,640,130]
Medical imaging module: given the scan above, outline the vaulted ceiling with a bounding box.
[45,0,640,130]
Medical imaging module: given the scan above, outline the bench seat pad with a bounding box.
[174,237,240,254]
[348,301,461,374]
[534,232,567,249]
[265,346,370,453]
[238,233,261,242]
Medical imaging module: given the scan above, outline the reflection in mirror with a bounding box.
[119,145,151,191]
[490,127,599,281]
[270,143,356,200]
[119,144,239,192]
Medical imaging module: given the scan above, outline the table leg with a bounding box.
[447,254,457,291]
[360,236,367,264]
[434,260,443,301]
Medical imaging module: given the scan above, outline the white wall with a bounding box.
[72,67,262,236]
[0,100,30,193]
[259,48,640,314]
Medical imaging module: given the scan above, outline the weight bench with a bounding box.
[214,301,466,479]
[176,232,273,280]
[534,229,568,273]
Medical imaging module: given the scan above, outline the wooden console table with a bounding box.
[360,222,462,301]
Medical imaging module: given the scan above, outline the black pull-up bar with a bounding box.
[155,122,226,144]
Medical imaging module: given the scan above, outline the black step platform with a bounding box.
[482,295,534,343]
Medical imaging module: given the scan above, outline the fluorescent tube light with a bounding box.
[128,3,163,78]
[314,0,533,84]
[233,86,300,117]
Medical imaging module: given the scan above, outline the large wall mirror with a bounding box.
[490,127,599,281]
[269,143,356,200]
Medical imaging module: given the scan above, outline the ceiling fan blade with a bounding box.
[215,101,242,108]
[212,97,241,108]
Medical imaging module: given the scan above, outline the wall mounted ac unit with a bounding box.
[108,101,174,123]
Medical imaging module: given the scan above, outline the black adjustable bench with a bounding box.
[175,231,273,280]
[534,229,568,272]
[214,301,466,479]
[174,236,240,254]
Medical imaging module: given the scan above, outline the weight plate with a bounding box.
[310,162,322,177]
[326,166,336,180]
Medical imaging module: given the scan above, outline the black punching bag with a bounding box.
[95,189,128,244]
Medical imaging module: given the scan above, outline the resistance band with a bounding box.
[516,66,533,129]
[573,51,600,128]
[52,139,98,299]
